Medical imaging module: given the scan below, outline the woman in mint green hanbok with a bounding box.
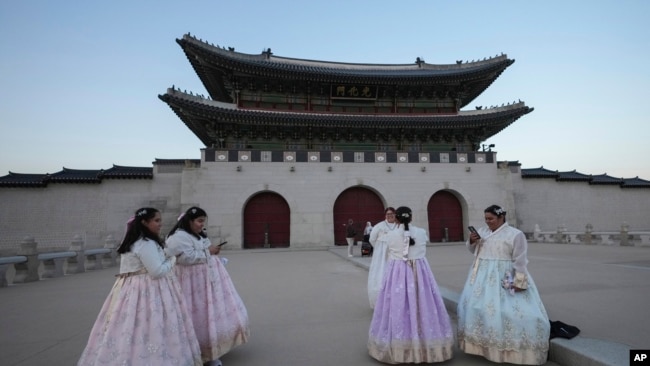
[457,205,550,365]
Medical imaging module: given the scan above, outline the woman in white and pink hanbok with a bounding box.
[78,207,202,366]
[166,207,249,366]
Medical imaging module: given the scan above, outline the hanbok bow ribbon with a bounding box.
[402,230,410,260]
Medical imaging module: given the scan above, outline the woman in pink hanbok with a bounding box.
[368,206,454,364]
[78,207,202,366]
[166,207,249,366]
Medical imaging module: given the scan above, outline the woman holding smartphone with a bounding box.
[166,206,250,366]
[457,204,550,365]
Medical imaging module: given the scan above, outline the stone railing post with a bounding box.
[104,235,118,266]
[555,225,567,243]
[585,224,593,245]
[533,224,541,242]
[67,235,86,273]
[13,236,40,283]
[620,222,630,246]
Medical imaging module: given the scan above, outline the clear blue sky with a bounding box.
[1,1,649,179]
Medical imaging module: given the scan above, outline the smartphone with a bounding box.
[468,226,480,238]
[218,241,228,246]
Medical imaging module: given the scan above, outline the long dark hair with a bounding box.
[168,206,208,239]
[395,206,415,246]
[117,207,164,254]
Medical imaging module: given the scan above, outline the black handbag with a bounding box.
[549,320,580,339]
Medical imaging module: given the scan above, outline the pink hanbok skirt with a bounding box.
[174,255,250,361]
[77,273,202,366]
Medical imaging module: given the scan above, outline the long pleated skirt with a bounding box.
[77,274,202,366]
[457,258,550,365]
[368,258,454,364]
[174,256,250,362]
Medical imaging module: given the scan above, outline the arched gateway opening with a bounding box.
[333,187,384,246]
[427,191,463,242]
[243,192,290,249]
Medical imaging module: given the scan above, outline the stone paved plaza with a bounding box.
[1,242,648,365]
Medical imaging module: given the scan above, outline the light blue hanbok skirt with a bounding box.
[457,258,550,365]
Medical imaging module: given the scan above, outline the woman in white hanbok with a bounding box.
[367,207,397,309]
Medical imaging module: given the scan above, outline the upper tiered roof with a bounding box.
[177,33,514,108]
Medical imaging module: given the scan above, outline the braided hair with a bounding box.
[395,206,415,245]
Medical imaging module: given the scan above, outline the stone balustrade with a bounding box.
[529,223,650,246]
[0,235,119,288]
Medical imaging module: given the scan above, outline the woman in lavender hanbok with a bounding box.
[78,207,202,366]
[457,205,550,365]
[368,206,454,364]
[166,207,249,366]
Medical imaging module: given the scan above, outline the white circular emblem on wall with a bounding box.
[477,156,484,162]
[334,156,341,161]
[377,156,385,162]
[217,154,226,160]
[421,156,428,162]
[399,156,407,162]
[310,155,317,161]
[286,155,294,161]
[459,156,466,162]
[241,155,249,161]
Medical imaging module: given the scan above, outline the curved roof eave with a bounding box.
[159,89,531,146]
[178,35,514,86]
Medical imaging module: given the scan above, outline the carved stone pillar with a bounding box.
[620,222,630,246]
[67,235,86,273]
[104,235,118,266]
[13,236,39,283]
[585,224,593,245]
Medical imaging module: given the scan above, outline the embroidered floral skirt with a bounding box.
[174,256,250,362]
[368,258,454,364]
[77,274,202,366]
[457,259,550,365]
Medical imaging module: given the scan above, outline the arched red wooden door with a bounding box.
[244,192,290,249]
[427,191,463,242]
[333,187,384,246]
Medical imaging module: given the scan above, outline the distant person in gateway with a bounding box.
[345,218,356,257]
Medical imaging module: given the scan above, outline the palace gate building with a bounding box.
[1,34,648,252]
